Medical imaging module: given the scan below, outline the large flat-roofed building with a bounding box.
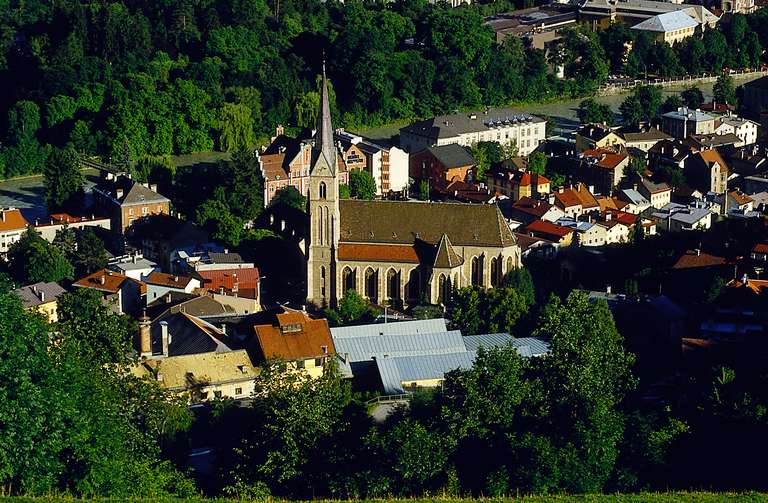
[399,109,546,156]
[661,107,716,138]
[485,6,578,48]
[336,130,409,197]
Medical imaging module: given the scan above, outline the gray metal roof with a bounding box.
[620,189,650,206]
[652,202,713,225]
[13,282,67,308]
[463,333,514,351]
[400,108,545,140]
[662,107,715,123]
[376,352,476,394]
[631,11,697,32]
[331,318,448,339]
[511,337,550,357]
[333,330,466,363]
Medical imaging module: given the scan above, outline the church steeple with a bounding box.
[315,60,336,172]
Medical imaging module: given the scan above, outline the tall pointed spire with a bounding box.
[316,58,336,169]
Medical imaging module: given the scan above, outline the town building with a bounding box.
[0,208,28,255]
[409,144,477,189]
[524,219,574,245]
[661,107,716,139]
[502,196,565,225]
[108,254,159,281]
[721,0,755,14]
[307,72,522,308]
[618,188,651,214]
[714,116,759,146]
[630,11,697,45]
[685,149,729,194]
[257,127,350,207]
[487,166,550,201]
[131,215,218,271]
[144,272,202,303]
[32,213,111,242]
[92,175,170,233]
[12,282,67,323]
[399,109,546,156]
[335,130,409,197]
[253,308,335,379]
[553,183,600,218]
[73,268,146,315]
[575,124,625,151]
[638,178,672,208]
[485,5,578,48]
[579,0,719,32]
[556,217,608,247]
[579,147,629,194]
[651,202,715,231]
[621,127,672,153]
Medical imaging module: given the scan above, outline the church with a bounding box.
[306,70,522,308]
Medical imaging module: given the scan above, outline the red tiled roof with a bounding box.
[338,243,419,263]
[74,268,146,294]
[254,308,335,361]
[0,208,28,232]
[672,250,727,270]
[145,271,197,289]
[198,267,260,291]
[526,219,572,238]
[603,210,636,227]
[752,243,768,254]
[512,197,556,218]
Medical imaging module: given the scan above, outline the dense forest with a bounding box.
[2,0,767,180]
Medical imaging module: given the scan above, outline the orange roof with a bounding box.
[526,219,572,238]
[727,278,768,294]
[673,250,727,270]
[254,308,335,361]
[144,271,197,289]
[0,208,28,232]
[198,267,260,291]
[532,173,550,186]
[697,149,729,172]
[555,189,582,209]
[728,190,753,206]
[337,243,420,263]
[74,268,146,294]
[752,243,768,254]
[604,210,636,227]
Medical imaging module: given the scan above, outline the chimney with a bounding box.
[695,248,701,256]
[116,188,124,199]
[100,275,106,285]
[606,285,612,294]
[742,273,749,285]
[0,210,5,222]
[160,321,170,357]
[220,324,227,335]
[275,124,285,137]
[606,212,612,221]
[39,290,45,302]
[139,311,152,357]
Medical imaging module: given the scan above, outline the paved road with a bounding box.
[0,169,99,222]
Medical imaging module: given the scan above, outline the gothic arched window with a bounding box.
[319,181,327,200]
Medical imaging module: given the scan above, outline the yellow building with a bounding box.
[253,307,336,379]
[575,124,626,152]
[631,12,697,45]
[13,282,67,323]
[131,350,259,402]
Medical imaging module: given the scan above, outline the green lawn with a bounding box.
[2,493,768,503]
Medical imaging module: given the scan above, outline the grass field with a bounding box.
[1,493,768,502]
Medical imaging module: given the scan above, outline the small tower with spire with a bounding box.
[306,61,340,307]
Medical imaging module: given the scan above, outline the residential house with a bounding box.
[409,144,477,189]
[514,232,559,260]
[714,116,759,146]
[556,217,608,247]
[132,350,258,402]
[335,130,409,197]
[502,196,565,225]
[399,109,546,156]
[32,213,111,242]
[651,202,715,231]
[661,107,716,139]
[621,128,672,153]
[13,282,67,323]
[750,242,768,261]
[553,183,600,218]
[92,175,170,233]
[580,147,629,194]
[0,208,28,255]
[437,180,498,204]
[108,254,159,281]
[685,149,729,194]
[726,190,754,213]
[630,11,697,44]
[487,165,551,201]
[598,210,636,244]
[144,272,202,303]
[253,308,335,379]
[525,219,574,245]
[257,127,350,207]
[617,188,651,214]
[575,124,625,152]
[638,178,672,208]
[648,139,693,171]
[189,253,261,310]
[729,148,767,176]
[73,268,146,315]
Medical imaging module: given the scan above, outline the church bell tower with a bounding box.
[306,63,340,307]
